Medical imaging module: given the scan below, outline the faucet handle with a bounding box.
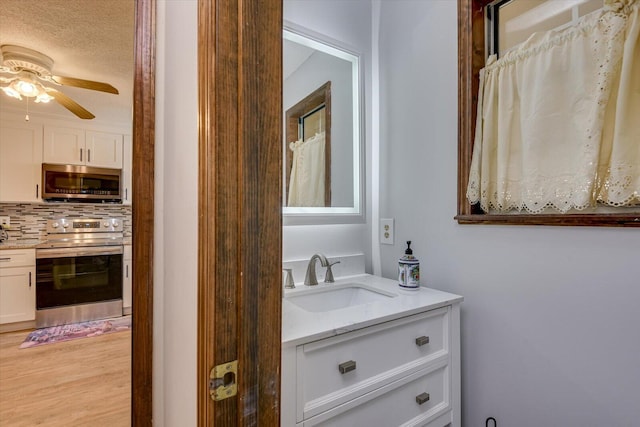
[324,260,341,283]
[283,268,295,289]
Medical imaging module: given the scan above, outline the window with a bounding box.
[457,0,640,226]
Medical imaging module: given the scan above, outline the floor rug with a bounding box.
[19,316,131,349]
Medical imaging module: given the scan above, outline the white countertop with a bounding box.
[0,240,41,250]
[282,274,463,347]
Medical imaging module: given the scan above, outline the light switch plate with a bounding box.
[380,218,394,245]
[0,216,9,228]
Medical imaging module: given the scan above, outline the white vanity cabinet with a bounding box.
[0,120,43,202]
[123,244,132,315]
[0,249,36,325]
[43,126,123,169]
[282,279,462,427]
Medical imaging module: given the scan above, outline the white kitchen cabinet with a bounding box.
[86,131,124,168]
[0,120,43,202]
[123,244,132,315]
[0,249,36,324]
[43,126,123,168]
[282,283,461,427]
[122,134,133,205]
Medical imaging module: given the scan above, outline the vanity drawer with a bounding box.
[297,306,449,420]
[0,250,35,268]
[303,362,451,427]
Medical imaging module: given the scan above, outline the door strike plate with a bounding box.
[209,360,238,401]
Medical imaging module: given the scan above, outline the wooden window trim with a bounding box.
[456,0,640,227]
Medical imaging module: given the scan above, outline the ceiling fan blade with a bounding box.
[45,88,95,120]
[50,75,119,94]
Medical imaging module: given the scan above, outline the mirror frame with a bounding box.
[456,0,640,227]
[282,23,364,225]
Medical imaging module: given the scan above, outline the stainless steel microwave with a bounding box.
[42,164,122,202]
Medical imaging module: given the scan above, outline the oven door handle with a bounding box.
[36,246,123,259]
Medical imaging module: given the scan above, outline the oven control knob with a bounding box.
[62,222,70,228]
[103,221,110,228]
[112,220,120,228]
[51,222,59,229]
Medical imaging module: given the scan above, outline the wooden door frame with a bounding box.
[197,0,283,424]
[131,0,155,424]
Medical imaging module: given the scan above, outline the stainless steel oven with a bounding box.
[35,218,124,328]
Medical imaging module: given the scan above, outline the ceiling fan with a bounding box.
[0,45,118,120]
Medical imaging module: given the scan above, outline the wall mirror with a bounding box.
[283,24,363,223]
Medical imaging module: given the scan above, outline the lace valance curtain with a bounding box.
[467,0,640,213]
[287,131,326,207]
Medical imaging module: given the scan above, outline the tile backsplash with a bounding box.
[0,203,132,241]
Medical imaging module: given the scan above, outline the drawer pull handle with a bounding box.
[0,257,11,261]
[415,336,430,346]
[416,392,430,405]
[338,360,356,374]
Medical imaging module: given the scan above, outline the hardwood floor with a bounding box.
[0,328,130,426]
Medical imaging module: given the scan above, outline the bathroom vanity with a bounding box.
[282,274,463,426]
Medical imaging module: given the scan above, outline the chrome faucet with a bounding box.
[283,268,295,289]
[304,253,329,286]
[324,260,340,283]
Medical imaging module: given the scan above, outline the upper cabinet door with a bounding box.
[43,126,123,169]
[43,126,85,165]
[0,120,43,202]
[86,131,123,169]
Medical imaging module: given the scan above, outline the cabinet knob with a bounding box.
[416,392,430,405]
[415,336,430,346]
[338,360,356,374]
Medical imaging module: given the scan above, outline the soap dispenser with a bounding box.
[398,241,420,290]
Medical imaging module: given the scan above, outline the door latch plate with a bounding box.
[209,360,238,401]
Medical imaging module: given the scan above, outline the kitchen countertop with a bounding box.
[282,274,463,347]
[0,240,41,250]
[1,238,131,249]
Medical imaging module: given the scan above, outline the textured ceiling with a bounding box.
[0,0,135,125]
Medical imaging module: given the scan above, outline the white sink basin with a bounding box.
[285,283,397,312]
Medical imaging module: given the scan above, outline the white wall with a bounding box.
[154,0,198,425]
[283,0,373,270]
[377,1,640,426]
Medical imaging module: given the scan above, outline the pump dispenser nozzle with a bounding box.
[405,241,413,255]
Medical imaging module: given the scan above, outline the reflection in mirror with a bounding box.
[285,81,332,207]
[283,26,361,217]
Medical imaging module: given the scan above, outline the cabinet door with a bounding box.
[43,126,85,165]
[303,364,451,427]
[123,244,132,314]
[86,131,123,168]
[122,134,133,204]
[0,121,43,202]
[0,266,36,324]
[298,308,448,420]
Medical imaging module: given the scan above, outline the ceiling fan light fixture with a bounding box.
[1,85,22,100]
[0,45,115,119]
[14,79,39,97]
[35,92,54,103]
